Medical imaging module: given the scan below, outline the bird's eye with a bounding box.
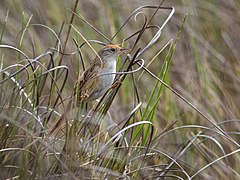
[110,48,116,52]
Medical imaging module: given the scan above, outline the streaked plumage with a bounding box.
[75,44,126,103]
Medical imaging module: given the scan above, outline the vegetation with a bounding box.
[0,0,239,179]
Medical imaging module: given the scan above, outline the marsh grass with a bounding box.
[0,0,240,179]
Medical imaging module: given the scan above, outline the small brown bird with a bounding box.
[50,44,128,135]
[75,44,128,103]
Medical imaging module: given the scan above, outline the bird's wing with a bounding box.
[74,60,101,102]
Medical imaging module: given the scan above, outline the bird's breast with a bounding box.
[98,60,116,87]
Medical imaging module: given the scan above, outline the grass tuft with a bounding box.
[0,0,240,179]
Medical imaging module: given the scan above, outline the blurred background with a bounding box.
[1,0,239,118]
[0,0,240,179]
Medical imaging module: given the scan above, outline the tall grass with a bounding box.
[0,0,240,179]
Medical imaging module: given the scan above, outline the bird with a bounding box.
[74,44,128,104]
[49,44,128,135]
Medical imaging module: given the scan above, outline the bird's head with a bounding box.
[98,44,129,61]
